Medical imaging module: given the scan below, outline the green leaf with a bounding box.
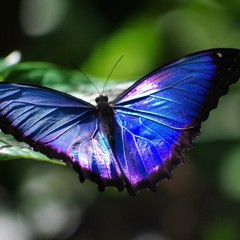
[0,132,65,165]
[1,61,89,92]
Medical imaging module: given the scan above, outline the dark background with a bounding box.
[1,1,240,240]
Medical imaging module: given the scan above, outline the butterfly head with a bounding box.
[95,95,108,104]
[95,95,111,111]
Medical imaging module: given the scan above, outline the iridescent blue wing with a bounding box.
[0,84,124,191]
[112,49,240,195]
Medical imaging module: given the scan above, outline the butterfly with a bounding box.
[0,48,239,195]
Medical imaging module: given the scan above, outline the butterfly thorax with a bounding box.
[95,95,115,147]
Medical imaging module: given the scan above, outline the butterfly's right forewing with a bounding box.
[112,49,240,195]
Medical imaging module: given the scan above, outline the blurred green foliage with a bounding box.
[0,0,240,240]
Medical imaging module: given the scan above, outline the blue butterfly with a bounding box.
[0,48,239,195]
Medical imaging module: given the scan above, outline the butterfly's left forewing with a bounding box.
[112,49,240,194]
[0,84,124,191]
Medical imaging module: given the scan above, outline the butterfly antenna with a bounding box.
[69,62,100,95]
[102,55,124,94]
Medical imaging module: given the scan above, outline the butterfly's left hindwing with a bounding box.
[0,84,124,191]
[113,49,240,194]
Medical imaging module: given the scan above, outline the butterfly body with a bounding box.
[96,95,115,147]
[0,48,240,195]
